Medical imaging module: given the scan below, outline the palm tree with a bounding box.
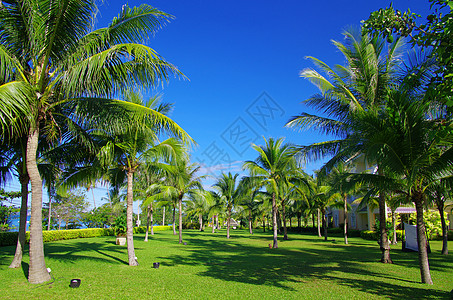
[327,162,358,244]
[236,176,264,235]
[213,173,240,239]
[0,1,184,283]
[94,93,189,266]
[286,28,405,263]
[149,157,204,244]
[185,190,211,231]
[243,137,297,248]
[350,87,453,284]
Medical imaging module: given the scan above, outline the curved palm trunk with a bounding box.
[282,200,288,240]
[126,171,138,266]
[27,126,51,284]
[249,210,253,235]
[414,193,433,284]
[172,205,176,235]
[344,194,348,245]
[178,194,183,244]
[9,173,29,268]
[322,210,328,241]
[145,205,150,242]
[162,206,166,226]
[227,206,231,239]
[272,193,278,248]
[377,168,392,263]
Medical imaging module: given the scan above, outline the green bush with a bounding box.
[360,230,404,242]
[133,225,172,234]
[0,228,115,246]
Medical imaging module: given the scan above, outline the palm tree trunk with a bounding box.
[282,200,288,240]
[216,215,219,230]
[199,213,203,231]
[178,195,183,244]
[344,194,348,245]
[145,205,150,242]
[227,207,231,239]
[126,171,138,266]
[9,173,29,268]
[172,205,176,235]
[414,193,433,284]
[47,197,52,231]
[323,210,328,241]
[317,209,322,238]
[150,203,154,236]
[249,210,253,234]
[392,209,397,245]
[312,213,315,230]
[297,212,301,232]
[262,215,265,232]
[436,197,448,255]
[272,193,278,248]
[162,206,166,226]
[26,126,51,284]
[212,215,215,233]
[378,168,392,263]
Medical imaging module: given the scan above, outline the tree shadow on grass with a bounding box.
[43,238,128,266]
[157,231,450,299]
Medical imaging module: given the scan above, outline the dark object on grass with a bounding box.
[153,262,160,268]
[69,279,81,288]
[268,243,272,249]
[183,242,187,245]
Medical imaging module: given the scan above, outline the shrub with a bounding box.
[360,230,378,241]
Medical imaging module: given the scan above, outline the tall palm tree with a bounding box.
[0,1,183,283]
[243,137,297,248]
[214,172,240,239]
[185,190,211,231]
[94,93,189,266]
[286,28,405,263]
[349,87,453,284]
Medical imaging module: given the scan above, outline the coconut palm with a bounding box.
[349,87,453,284]
[286,28,405,263]
[148,157,204,244]
[94,93,189,266]
[243,137,297,248]
[0,1,184,283]
[236,176,265,235]
[214,172,240,239]
[185,190,211,231]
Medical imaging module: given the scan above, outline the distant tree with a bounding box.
[243,137,297,248]
[214,173,240,239]
[52,190,89,230]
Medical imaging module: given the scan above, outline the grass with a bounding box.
[0,229,452,299]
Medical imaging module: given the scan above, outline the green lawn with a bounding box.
[0,229,452,299]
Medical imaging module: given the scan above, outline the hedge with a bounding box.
[0,225,172,247]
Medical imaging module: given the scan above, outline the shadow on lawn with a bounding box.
[43,238,129,266]
[158,231,450,299]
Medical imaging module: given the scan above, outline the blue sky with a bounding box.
[3,0,433,211]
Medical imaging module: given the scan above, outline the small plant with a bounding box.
[113,215,127,237]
